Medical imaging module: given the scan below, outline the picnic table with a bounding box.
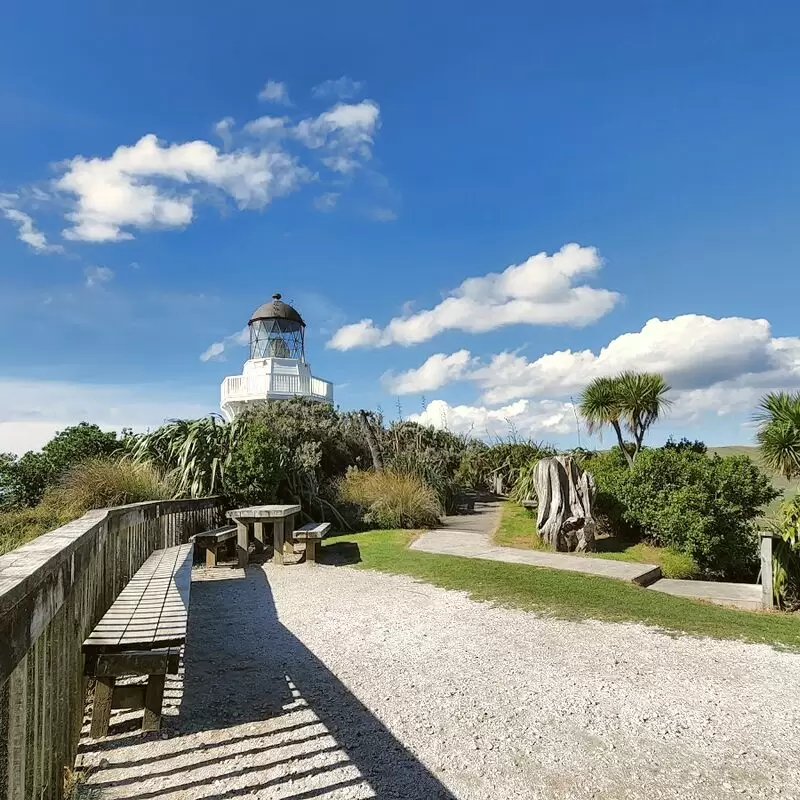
[226,504,301,567]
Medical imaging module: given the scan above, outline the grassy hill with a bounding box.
[710,445,796,519]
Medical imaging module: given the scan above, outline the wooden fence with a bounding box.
[0,498,224,800]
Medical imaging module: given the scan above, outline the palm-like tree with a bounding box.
[579,371,672,468]
[579,376,631,466]
[755,391,800,480]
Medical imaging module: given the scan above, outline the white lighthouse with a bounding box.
[220,293,334,421]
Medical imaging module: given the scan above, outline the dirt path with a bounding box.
[77,563,800,799]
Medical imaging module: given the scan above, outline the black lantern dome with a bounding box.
[248,293,305,360]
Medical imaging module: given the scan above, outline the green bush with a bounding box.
[224,418,285,506]
[588,446,779,579]
[339,468,442,529]
[43,457,176,518]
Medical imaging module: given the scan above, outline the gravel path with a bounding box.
[77,563,800,799]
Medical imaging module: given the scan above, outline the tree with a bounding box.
[755,391,800,480]
[0,423,120,508]
[579,371,671,469]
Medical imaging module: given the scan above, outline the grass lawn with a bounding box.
[492,501,698,578]
[323,529,800,649]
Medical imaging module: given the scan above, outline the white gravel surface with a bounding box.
[77,563,800,800]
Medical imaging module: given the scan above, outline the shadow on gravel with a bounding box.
[78,567,455,800]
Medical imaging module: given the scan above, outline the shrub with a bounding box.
[44,457,176,518]
[224,418,285,506]
[339,469,442,529]
[129,414,237,498]
[383,422,467,513]
[588,446,779,579]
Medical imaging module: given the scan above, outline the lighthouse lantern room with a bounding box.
[220,294,334,420]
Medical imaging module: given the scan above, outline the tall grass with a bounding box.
[44,457,177,518]
[0,506,67,556]
[339,469,442,529]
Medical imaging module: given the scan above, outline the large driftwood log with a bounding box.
[533,456,597,552]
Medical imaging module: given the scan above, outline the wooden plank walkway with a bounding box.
[84,543,193,652]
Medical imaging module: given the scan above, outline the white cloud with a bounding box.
[313,192,340,212]
[328,243,619,350]
[1,205,63,253]
[295,101,380,173]
[384,350,474,394]
[472,314,800,406]
[200,326,249,362]
[312,76,365,100]
[367,207,398,222]
[84,266,114,288]
[409,398,575,438]
[55,133,310,242]
[0,378,213,455]
[393,314,800,432]
[258,80,291,105]
[213,116,235,149]
[244,115,290,137]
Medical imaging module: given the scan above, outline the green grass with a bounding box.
[589,542,699,579]
[492,501,548,550]
[492,501,699,578]
[323,529,800,649]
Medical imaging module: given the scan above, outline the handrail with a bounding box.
[0,496,223,799]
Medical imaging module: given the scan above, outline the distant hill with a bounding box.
[710,445,795,519]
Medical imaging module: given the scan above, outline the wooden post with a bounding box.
[760,531,774,609]
[142,674,166,731]
[205,543,218,568]
[272,518,285,566]
[90,677,116,738]
[253,521,265,554]
[236,521,249,569]
[305,540,317,565]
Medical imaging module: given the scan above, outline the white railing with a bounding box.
[222,373,333,406]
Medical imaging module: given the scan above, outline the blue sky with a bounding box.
[2,1,799,453]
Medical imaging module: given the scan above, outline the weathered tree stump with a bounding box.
[533,456,597,552]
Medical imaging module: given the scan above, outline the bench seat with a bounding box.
[191,524,237,567]
[83,543,193,736]
[292,522,332,565]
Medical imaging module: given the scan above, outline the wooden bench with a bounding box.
[292,522,331,565]
[83,543,193,736]
[191,524,237,567]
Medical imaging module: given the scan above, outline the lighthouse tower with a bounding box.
[220,294,334,421]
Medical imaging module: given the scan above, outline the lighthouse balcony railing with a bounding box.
[222,374,333,403]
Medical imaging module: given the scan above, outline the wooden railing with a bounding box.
[0,497,224,800]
